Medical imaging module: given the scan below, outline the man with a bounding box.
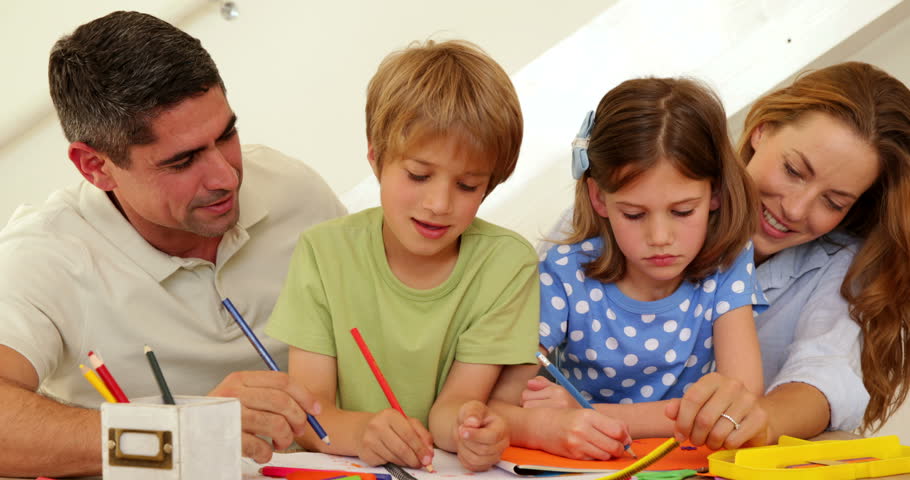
[0,11,346,477]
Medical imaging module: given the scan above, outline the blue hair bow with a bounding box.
[571,110,595,179]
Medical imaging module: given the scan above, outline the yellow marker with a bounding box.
[80,363,116,403]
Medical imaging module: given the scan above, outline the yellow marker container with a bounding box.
[708,435,910,480]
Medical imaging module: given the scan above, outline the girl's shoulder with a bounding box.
[540,237,604,266]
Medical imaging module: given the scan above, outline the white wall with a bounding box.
[0,0,610,223]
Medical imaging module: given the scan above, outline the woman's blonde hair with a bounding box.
[365,39,523,196]
[569,77,758,283]
[738,61,910,431]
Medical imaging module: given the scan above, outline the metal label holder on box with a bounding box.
[101,395,241,480]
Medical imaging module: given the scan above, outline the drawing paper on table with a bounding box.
[257,449,523,480]
[497,438,712,476]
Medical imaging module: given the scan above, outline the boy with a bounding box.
[266,40,539,472]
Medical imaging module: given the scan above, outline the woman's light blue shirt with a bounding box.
[754,231,867,431]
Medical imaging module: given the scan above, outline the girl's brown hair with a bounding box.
[569,77,758,282]
[739,62,910,431]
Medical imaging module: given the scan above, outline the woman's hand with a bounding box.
[664,372,773,450]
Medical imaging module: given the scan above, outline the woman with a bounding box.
[507,62,910,455]
[667,61,910,449]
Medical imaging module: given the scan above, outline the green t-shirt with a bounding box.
[266,207,539,425]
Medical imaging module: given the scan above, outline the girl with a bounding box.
[528,77,767,444]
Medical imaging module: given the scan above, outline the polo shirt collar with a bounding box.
[78,181,268,283]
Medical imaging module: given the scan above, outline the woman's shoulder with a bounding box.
[799,231,861,269]
[764,230,860,280]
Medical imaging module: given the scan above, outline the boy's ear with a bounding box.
[68,142,118,191]
[367,144,380,179]
[586,177,610,217]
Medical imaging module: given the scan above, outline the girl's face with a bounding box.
[747,112,880,263]
[589,158,718,301]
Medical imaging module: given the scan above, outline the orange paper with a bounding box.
[286,469,377,480]
[500,438,714,475]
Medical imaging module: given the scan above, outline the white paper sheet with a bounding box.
[242,449,629,479]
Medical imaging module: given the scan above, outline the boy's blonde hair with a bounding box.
[366,39,523,195]
[568,77,758,282]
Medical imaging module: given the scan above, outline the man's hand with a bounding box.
[209,370,322,463]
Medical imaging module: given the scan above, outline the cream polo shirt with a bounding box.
[0,144,346,407]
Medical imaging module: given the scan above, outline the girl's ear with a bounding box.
[709,188,721,211]
[586,177,610,217]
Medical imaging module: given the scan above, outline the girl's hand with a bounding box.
[534,408,631,460]
[521,376,583,409]
[356,408,434,469]
[454,401,509,471]
[665,372,772,450]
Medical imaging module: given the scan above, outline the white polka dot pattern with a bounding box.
[536,237,767,404]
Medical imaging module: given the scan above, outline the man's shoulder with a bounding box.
[242,144,323,186]
[240,144,346,225]
[2,184,87,243]
[0,185,94,272]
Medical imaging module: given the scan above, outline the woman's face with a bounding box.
[747,111,880,263]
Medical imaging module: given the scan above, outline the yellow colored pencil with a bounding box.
[80,363,116,403]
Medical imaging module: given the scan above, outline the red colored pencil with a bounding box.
[260,466,378,479]
[349,328,404,415]
[350,328,434,473]
[88,351,130,403]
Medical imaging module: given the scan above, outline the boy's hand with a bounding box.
[520,376,582,409]
[454,400,509,472]
[356,408,434,469]
[535,408,630,460]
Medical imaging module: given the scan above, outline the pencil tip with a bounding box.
[144,345,152,354]
[425,464,436,473]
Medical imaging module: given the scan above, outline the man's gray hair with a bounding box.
[49,11,225,167]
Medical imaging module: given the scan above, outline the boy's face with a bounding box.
[372,134,491,272]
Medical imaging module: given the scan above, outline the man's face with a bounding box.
[105,86,243,245]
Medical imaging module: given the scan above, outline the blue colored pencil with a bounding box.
[535,351,637,457]
[222,297,330,445]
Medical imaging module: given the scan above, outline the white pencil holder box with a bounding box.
[101,395,241,480]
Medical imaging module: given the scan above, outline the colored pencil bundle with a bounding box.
[81,346,176,406]
[87,351,129,403]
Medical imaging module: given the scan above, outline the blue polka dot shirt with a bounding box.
[538,237,768,404]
